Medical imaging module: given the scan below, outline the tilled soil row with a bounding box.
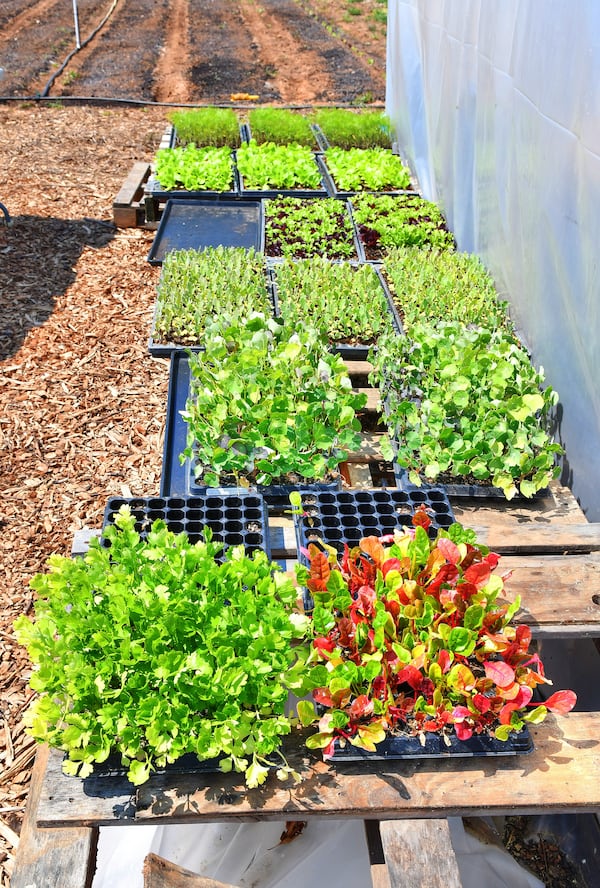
[0,0,385,103]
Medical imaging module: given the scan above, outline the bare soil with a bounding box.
[0,3,387,882]
[0,0,386,103]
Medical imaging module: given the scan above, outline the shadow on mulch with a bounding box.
[0,214,115,361]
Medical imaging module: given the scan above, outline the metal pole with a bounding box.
[72,0,81,49]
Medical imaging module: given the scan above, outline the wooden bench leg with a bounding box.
[374,820,463,888]
[10,745,98,888]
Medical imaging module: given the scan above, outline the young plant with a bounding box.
[351,193,455,258]
[153,247,271,346]
[273,258,395,346]
[371,322,563,498]
[325,147,411,192]
[296,512,576,757]
[181,314,367,487]
[170,107,241,148]
[382,246,514,332]
[314,108,392,149]
[14,507,311,788]
[155,145,234,192]
[248,107,316,147]
[265,197,357,260]
[236,142,323,190]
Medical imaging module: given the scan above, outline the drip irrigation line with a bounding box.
[0,95,385,109]
[39,0,121,98]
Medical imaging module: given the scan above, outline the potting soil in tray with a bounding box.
[102,493,270,559]
[147,199,264,265]
[327,726,534,762]
[294,487,455,558]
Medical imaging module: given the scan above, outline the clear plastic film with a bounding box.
[387,0,600,519]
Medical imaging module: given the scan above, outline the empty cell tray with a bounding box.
[102,493,270,559]
[294,487,455,558]
[148,199,265,264]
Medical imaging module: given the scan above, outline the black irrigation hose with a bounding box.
[39,0,121,97]
[0,95,384,109]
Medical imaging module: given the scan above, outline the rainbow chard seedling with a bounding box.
[351,193,455,258]
[14,507,311,788]
[296,511,576,757]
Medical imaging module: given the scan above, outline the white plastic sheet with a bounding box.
[91,816,548,888]
[386,0,600,519]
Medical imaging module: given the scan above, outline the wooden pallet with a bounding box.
[112,161,152,228]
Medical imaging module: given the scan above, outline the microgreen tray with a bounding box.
[102,493,270,559]
[147,199,265,265]
[327,727,534,762]
[269,262,403,361]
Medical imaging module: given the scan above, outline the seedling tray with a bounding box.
[264,198,363,262]
[394,466,551,500]
[148,262,274,357]
[147,198,265,265]
[190,477,341,509]
[294,487,455,559]
[102,493,270,559]
[269,263,403,361]
[328,727,534,762]
[318,153,418,200]
[236,150,329,199]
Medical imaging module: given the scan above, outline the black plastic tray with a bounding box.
[327,727,534,762]
[236,149,329,199]
[318,152,418,200]
[147,198,265,265]
[159,354,342,505]
[102,492,270,559]
[294,487,455,559]
[148,263,274,357]
[264,198,363,262]
[269,263,403,361]
[394,466,551,501]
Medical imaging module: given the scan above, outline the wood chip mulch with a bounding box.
[0,103,170,885]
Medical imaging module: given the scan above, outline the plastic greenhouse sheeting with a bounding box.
[386,0,600,520]
[91,817,546,888]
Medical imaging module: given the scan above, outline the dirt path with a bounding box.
[153,0,191,103]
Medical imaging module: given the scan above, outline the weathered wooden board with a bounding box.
[379,820,463,888]
[10,745,97,888]
[143,853,239,888]
[113,161,151,228]
[36,712,600,829]
[490,552,600,635]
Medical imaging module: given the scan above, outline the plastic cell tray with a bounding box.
[147,199,265,265]
[294,487,455,559]
[327,727,534,762]
[102,493,270,559]
[269,263,403,361]
[394,466,551,500]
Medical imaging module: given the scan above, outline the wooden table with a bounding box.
[11,481,600,888]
